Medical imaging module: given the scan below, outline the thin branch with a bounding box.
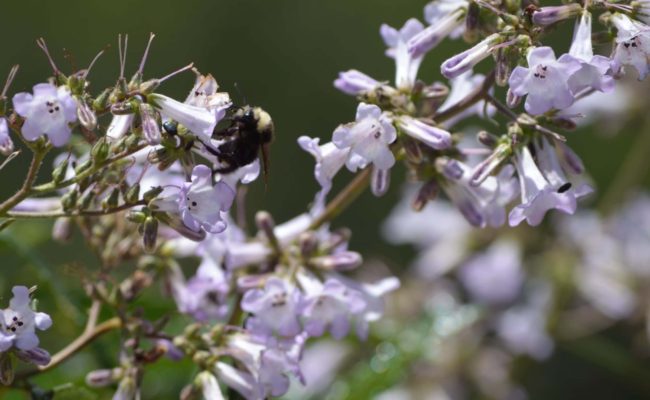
[17,317,121,379]
[7,200,146,219]
[0,148,49,216]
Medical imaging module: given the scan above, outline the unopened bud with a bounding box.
[92,88,111,112]
[127,210,147,224]
[412,180,439,211]
[436,157,463,180]
[532,4,582,26]
[310,251,363,271]
[61,189,79,211]
[142,216,158,253]
[86,368,123,388]
[15,347,51,366]
[74,159,92,175]
[495,48,511,87]
[79,190,95,209]
[506,89,522,108]
[143,186,163,203]
[91,137,110,164]
[139,103,161,145]
[52,158,69,184]
[464,1,480,42]
[121,270,153,300]
[102,188,120,210]
[470,143,512,186]
[299,232,318,258]
[52,217,73,242]
[477,131,499,147]
[111,100,136,115]
[77,99,97,130]
[125,184,140,204]
[552,117,577,131]
[125,133,141,151]
[371,167,390,197]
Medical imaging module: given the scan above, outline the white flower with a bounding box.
[380,19,425,89]
[0,286,52,352]
[149,93,217,142]
[332,103,396,171]
[610,13,650,80]
[13,83,77,147]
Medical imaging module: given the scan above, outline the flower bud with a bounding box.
[255,211,280,251]
[477,131,499,147]
[74,159,92,175]
[463,1,480,42]
[52,158,69,184]
[143,186,164,203]
[91,137,110,164]
[299,231,318,258]
[237,274,269,291]
[441,34,501,79]
[92,88,111,112]
[408,8,466,58]
[436,157,463,180]
[310,251,363,271]
[532,4,582,26]
[127,210,147,224]
[334,70,380,96]
[61,190,79,211]
[470,143,511,186]
[139,103,161,145]
[495,48,511,87]
[102,188,120,210]
[398,116,452,150]
[412,179,439,211]
[142,216,158,253]
[86,368,122,388]
[124,184,140,204]
[15,347,51,366]
[76,98,97,131]
[52,217,73,242]
[371,167,390,197]
[506,89,522,108]
[0,353,14,385]
[111,100,136,115]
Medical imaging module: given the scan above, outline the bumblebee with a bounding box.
[196,105,274,183]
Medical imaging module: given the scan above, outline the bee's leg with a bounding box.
[213,164,238,174]
[213,126,239,139]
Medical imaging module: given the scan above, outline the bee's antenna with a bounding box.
[233,82,247,104]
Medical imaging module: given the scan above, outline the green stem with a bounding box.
[309,167,371,230]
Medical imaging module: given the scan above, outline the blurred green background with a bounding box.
[0,0,649,399]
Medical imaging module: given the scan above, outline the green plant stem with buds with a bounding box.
[6,200,147,219]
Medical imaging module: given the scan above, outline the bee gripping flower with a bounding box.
[12,83,77,147]
[149,93,217,142]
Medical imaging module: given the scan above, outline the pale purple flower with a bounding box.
[440,159,517,228]
[508,47,581,114]
[332,103,396,172]
[441,34,501,79]
[153,165,235,234]
[0,286,52,352]
[397,116,452,150]
[380,19,425,88]
[242,278,303,338]
[334,70,381,96]
[298,136,349,206]
[150,93,217,142]
[508,143,591,227]
[610,13,650,80]
[0,118,14,155]
[215,333,304,399]
[370,166,390,197]
[459,240,523,305]
[13,83,77,146]
[565,12,615,94]
[409,1,467,58]
[298,274,366,340]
